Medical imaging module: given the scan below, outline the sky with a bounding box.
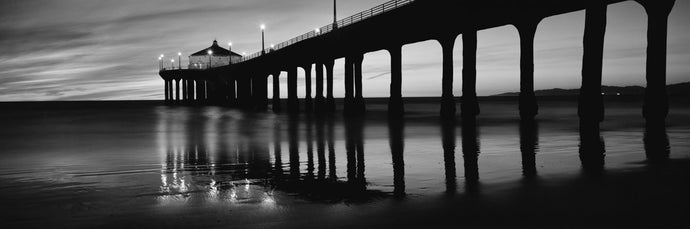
[0,0,689,101]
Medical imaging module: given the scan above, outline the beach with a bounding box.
[0,96,689,228]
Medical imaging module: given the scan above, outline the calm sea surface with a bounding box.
[1,97,689,228]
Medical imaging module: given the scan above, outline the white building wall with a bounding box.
[231,55,242,63]
[188,55,236,69]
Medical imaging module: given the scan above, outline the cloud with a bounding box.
[110,4,249,26]
[366,71,390,80]
[0,27,95,58]
[0,0,689,101]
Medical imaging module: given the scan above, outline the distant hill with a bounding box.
[492,82,690,97]
[668,82,690,96]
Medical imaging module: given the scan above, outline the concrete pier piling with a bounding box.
[578,0,607,123]
[439,37,456,118]
[461,30,479,118]
[388,46,404,117]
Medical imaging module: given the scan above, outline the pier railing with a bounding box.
[238,0,415,63]
[159,64,230,71]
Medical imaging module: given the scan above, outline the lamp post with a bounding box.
[261,24,266,55]
[171,59,175,69]
[178,52,181,69]
[207,50,213,69]
[158,56,162,70]
[228,42,233,64]
[333,0,338,29]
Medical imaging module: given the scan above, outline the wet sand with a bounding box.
[0,97,689,228]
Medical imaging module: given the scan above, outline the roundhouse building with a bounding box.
[189,40,242,69]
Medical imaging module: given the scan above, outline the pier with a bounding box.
[159,0,675,123]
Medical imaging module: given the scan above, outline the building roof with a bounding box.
[190,40,242,57]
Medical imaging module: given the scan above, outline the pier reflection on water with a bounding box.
[156,109,390,205]
[154,106,673,205]
[0,101,686,228]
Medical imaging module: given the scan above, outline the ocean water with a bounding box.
[0,97,689,228]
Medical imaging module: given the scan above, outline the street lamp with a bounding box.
[171,59,175,69]
[228,42,233,64]
[333,0,338,29]
[178,52,181,69]
[260,24,266,55]
[158,56,162,70]
[207,50,213,69]
[315,28,320,34]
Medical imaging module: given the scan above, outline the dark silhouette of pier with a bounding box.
[159,0,675,123]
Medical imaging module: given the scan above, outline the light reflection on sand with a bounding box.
[0,99,689,227]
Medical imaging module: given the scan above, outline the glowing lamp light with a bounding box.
[178,52,181,56]
[315,28,320,33]
[208,50,213,55]
[260,24,266,30]
[171,59,174,63]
